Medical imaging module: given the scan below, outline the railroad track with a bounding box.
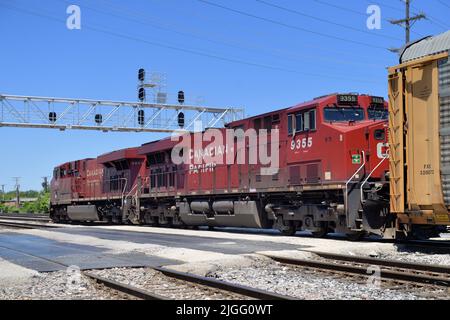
[0,238,293,300]
[264,252,450,288]
[0,213,49,220]
[0,220,58,229]
[86,267,294,300]
[402,239,450,251]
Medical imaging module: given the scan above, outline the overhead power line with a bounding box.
[438,0,450,10]
[313,0,424,37]
[255,0,402,41]
[56,0,385,68]
[409,0,450,30]
[197,0,389,50]
[0,2,381,83]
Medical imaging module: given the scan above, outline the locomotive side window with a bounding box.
[324,107,364,122]
[295,114,303,132]
[168,166,176,187]
[368,106,389,120]
[374,129,385,140]
[233,125,245,141]
[253,118,261,131]
[303,109,316,131]
[288,109,316,135]
[150,169,156,189]
[272,114,280,124]
[264,116,272,133]
[288,115,293,135]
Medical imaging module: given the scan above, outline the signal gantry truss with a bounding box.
[0,94,244,133]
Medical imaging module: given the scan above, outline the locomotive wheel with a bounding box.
[312,228,328,238]
[311,222,329,238]
[275,217,297,236]
[346,231,366,241]
[280,226,296,236]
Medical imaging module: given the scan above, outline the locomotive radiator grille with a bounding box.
[439,57,450,205]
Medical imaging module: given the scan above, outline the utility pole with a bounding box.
[12,177,20,208]
[390,0,426,45]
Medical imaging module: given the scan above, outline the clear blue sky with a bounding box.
[0,0,449,191]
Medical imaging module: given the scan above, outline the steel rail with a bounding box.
[84,272,168,300]
[310,251,450,275]
[0,220,58,229]
[264,253,450,287]
[154,267,295,300]
[0,215,50,222]
[400,239,450,250]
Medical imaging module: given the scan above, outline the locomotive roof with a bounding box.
[287,94,336,113]
[97,147,142,164]
[55,158,95,169]
[226,107,288,128]
[139,136,179,155]
[400,30,450,63]
[226,93,375,127]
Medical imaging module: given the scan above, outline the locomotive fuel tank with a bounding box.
[67,205,99,221]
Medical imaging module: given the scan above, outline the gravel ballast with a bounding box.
[90,267,251,300]
[206,257,450,300]
[0,271,130,300]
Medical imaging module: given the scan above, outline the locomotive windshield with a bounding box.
[324,107,364,122]
[368,107,389,120]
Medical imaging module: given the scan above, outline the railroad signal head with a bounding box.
[95,114,103,124]
[48,112,57,123]
[138,87,146,102]
[178,112,185,128]
[138,68,145,82]
[178,91,185,104]
[138,110,145,126]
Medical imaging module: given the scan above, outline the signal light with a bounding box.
[138,110,145,126]
[138,68,145,82]
[49,112,57,123]
[138,87,146,102]
[178,112,185,128]
[178,91,185,104]
[95,114,103,124]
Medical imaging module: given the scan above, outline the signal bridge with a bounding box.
[0,94,244,133]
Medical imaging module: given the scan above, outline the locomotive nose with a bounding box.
[368,124,389,179]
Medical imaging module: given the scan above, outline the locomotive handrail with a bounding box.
[344,151,366,220]
[121,178,128,198]
[359,152,389,203]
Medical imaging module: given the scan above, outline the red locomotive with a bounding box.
[51,93,394,239]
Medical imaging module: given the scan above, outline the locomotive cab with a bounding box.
[272,93,391,238]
